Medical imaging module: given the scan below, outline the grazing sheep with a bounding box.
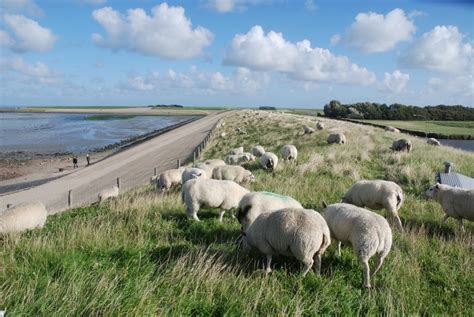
[237,191,303,231]
[327,133,346,145]
[194,159,226,178]
[156,167,185,191]
[385,126,400,133]
[427,138,441,146]
[229,147,244,155]
[281,144,298,161]
[212,165,255,183]
[181,178,249,221]
[342,180,405,232]
[251,145,266,157]
[98,185,119,203]
[391,139,412,153]
[0,202,47,233]
[181,167,208,184]
[304,126,315,134]
[316,121,324,130]
[425,183,474,232]
[260,152,279,171]
[242,208,331,276]
[323,203,392,288]
[226,153,255,165]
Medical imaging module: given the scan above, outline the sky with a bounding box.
[0,0,473,108]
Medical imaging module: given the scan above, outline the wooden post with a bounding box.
[68,190,72,207]
[116,177,120,189]
[154,167,157,176]
[7,204,12,209]
[177,159,181,168]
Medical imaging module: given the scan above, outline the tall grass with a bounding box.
[1,110,473,315]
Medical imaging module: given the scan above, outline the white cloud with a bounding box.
[223,25,375,85]
[428,75,473,97]
[206,0,267,13]
[119,66,269,95]
[334,8,415,53]
[0,56,61,84]
[92,3,214,59]
[2,14,57,53]
[304,0,317,11]
[400,25,473,75]
[379,70,410,93]
[0,0,43,16]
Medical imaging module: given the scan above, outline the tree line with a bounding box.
[323,100,474,121]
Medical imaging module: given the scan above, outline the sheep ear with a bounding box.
[322,200,328,209]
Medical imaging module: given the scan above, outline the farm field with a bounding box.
[1,111,473,315]
[357,120,474,137]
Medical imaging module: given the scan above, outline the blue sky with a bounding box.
[0,0,473,108]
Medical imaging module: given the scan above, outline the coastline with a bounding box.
[0,115,202,191]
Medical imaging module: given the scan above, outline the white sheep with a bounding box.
[251,145,266,157]
[181,167,208,184]
[242,208,331,276]
[316,121,324,130]
[181,178,249,221]
[427,138,441,146]
[226,153,255,165]
[260,152,278,171]
[212,165,255,183]
[281,144,297,161]
[194,159,226,178]
[327,133,346,145]
[425,183,474,232]
[156,167,185,191]
[229,147,244,155]
[323,203,392,288]
[391,139,412,152]
[385,126,400,133]
[237,191,303,231]
[342,180,405,232]
[0,202,48,233]
[98,185,119,203]
[304,126,315,134]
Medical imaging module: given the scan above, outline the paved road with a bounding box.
[0,111,230,214]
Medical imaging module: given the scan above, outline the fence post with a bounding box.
[68,190,72,208]
[7,203,12,209]
[117,177,120,189]
[154,167,157,176]
[177,159,181,168]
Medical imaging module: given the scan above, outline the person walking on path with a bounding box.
[72,156,78,169]
[86,153,90,166]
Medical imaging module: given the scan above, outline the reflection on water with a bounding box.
[0,112,196,153]
[439,139,474,152]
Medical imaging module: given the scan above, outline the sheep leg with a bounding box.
[360,257,371,288]
[372,254,385,276]
[441,214,449,225]
[301,258,314,277]
[388,205,404,233]
[218,210,226,221]
[265,255,272,274]
[187,206,200,221]
[458,219,465,233]
[313,253,322,276]
[336,241,342,257]
[394,215,404,233]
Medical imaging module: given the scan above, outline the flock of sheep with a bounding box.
[1,113,473,289]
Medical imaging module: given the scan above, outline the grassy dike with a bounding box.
[1,110,473,315]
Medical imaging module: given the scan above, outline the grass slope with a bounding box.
[358,119,474,137]
[1,111,473,315]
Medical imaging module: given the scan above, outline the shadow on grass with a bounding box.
[404,217,457,240]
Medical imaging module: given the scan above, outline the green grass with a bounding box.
[82,115,136,121]
[1,111,473,315]
[358,120,474,137]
